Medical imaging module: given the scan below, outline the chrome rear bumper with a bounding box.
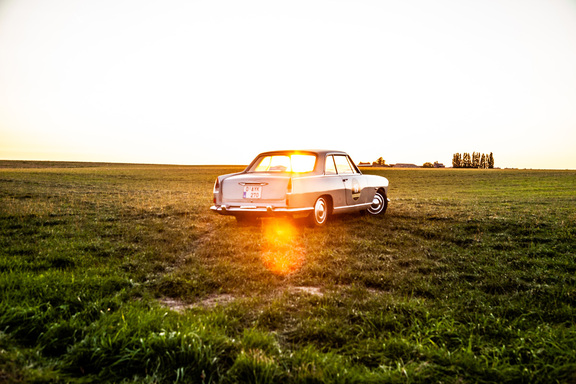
[210,205,313,215]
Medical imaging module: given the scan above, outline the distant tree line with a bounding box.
[452,152,494,168]
[373,157,386,166]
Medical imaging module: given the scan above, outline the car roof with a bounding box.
[256,149,348,157]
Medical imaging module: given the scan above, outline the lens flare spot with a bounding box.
[260,218,305,275]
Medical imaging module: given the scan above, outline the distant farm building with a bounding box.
[434,162,445,168]
[393,163,419,168]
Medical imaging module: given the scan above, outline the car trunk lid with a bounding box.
[221,173,290,204]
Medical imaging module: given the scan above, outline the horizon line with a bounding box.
[1,158,575,171]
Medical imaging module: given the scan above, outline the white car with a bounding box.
[211,150,389,226]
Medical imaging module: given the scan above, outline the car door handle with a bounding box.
[342,178,348,182]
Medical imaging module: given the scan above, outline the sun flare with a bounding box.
[260,218,305,276]
[290,155,316,173]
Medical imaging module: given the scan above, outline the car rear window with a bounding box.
[250,154,316,173]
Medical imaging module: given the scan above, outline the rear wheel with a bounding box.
[367,191,387,215]
[309,196,329,226]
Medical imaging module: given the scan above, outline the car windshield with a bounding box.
[249,154,316,173]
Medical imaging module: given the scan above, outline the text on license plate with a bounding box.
[243,186,262,199]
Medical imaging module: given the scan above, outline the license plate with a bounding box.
[243,186,262,199]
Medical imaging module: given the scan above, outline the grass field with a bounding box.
[1,161,575,383]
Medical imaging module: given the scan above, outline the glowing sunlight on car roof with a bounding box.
[253,154,316,173]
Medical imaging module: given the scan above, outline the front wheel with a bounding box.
[367,191,388,215]
[308,196,330,226]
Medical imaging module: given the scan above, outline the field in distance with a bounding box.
[1,161,575,383]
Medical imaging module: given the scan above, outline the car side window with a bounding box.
[333,155,357,175]
[325,155,337,175]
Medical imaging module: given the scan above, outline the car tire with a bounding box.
[367,190,388,215]
[309,196,330,227]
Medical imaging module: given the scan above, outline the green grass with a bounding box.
[1,162,575,383]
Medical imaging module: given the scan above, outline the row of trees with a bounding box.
[452,152,494,168]
[373,157,386,166]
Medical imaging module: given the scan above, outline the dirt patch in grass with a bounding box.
[288,286,324,297]
[159,286,323,312]
[159,293,237,312]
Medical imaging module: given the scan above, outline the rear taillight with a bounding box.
[286,178,292,206]
[213,178,220,204]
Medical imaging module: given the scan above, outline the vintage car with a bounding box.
[210,150,389,226]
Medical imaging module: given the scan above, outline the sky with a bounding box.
[1,0,576,169]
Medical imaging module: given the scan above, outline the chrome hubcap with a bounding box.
[368,193,384,214]
[315,198,327,223]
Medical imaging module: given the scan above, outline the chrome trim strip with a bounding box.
[333,202,372,211]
